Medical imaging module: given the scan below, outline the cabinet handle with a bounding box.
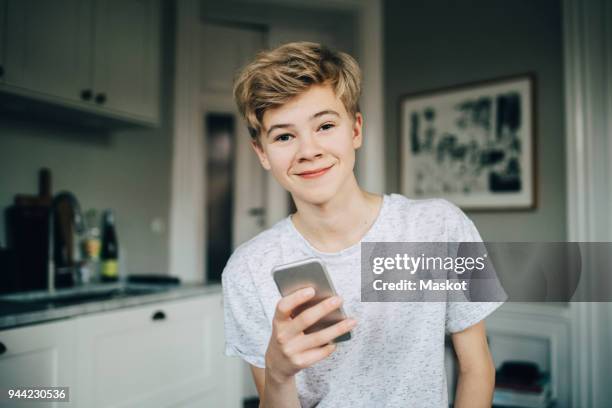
[0,66,4,78]
[80,89,92,101]
[95,93,107,104]
[152,310,166,321]
[0,342,6,355]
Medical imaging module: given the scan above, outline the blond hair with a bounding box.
[233,41,362,146]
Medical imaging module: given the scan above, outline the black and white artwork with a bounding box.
[400,75,535,210]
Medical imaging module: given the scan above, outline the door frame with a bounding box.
[563,0,612,406]
[199,89,268,252]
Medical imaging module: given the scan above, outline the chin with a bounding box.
[292,184,340,206]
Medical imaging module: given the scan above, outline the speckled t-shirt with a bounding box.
[222,193,504,407]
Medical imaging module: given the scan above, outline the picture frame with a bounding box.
[400,74,536,211]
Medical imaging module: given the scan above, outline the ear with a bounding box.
[352,112,363,149]
[251,140,272,170]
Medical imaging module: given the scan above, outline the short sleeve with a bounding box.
[442,200,507,334]
[222,249,270,368]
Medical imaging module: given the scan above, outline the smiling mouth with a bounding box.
[296,164,334,179]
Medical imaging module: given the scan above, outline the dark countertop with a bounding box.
[0,282,222,331]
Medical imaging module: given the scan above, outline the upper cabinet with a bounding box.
[0,0,160,127]
[92,0,159,121]
[3,0,92,103]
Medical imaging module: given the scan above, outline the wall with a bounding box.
[0,1,175,276]
[384,0,566,241]
[201,0,357,53]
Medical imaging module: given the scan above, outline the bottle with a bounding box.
[81,209,101,282]
[100,209,119,281]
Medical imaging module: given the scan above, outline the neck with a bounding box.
[291,175,383,252]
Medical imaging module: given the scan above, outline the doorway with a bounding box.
[201,22,269,283]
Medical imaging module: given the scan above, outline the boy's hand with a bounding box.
[265,287,357,384]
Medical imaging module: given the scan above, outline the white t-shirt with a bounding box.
[222,193,504,407]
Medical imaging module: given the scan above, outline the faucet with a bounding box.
[47,192,85,293]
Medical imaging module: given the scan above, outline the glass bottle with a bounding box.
[100,210,119,281]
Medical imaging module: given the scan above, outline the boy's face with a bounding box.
[252,83,363,205]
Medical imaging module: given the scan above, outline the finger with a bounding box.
[289,318,357,352]
[291,343,337,370]
[289,295,343,335]
[274,287,316,321]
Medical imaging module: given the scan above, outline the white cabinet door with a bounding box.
[0,319,77,408]
[0,0,160,126]
[92,0,160,122]
[3,0,92,102]
[75,294,227,408]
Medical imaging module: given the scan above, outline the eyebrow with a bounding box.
[266,109,340,138]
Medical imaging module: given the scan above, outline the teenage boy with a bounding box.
[222,42,504,407]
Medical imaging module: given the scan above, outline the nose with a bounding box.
[296,133,324,162]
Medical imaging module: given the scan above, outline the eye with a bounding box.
[318,123,335,132]
[274,133,293,142]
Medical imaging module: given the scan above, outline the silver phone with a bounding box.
[271,258,352,343]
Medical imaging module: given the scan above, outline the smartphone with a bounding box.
[271,258,352,343]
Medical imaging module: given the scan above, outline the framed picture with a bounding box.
[400,74,536,210]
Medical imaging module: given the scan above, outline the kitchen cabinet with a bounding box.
[3,0,92,103]
[0,0,160,126]
[0,319,77,408]
[0,292,240,408]
[91,0,159,121]
[74,293,234,408]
